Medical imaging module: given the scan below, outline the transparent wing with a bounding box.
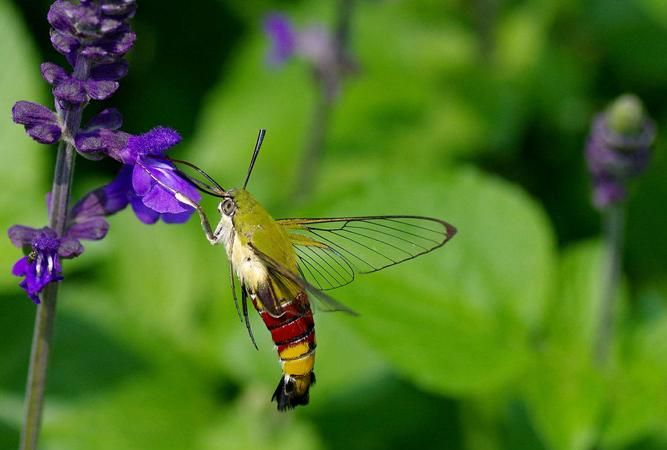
[278,216,457,291]
[248,244,358,315]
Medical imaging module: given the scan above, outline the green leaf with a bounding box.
[43,368,217,450]
[602,303,667,447]
[0,0,48,290]
[522,241,608,450]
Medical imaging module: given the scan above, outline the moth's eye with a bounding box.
[220,199,236,216]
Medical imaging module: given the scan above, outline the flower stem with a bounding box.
[20,54,87,450]
[293,0,354,202]
[594,204,625,365]
[19,140,77,450]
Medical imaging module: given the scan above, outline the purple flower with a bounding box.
[264,14,297,65]
[585,95,656,209]
[113,161,201,224]
[8,173,132,303]
[9,228,64,304]
[12,101,62,144]
[263,12,357,99]
[76,126,200,223]
[12,0,136,147]
[48,0,136,67]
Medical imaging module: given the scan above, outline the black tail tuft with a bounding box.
[271,373,315,411]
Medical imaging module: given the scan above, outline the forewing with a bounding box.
[278,216,456,290]
[249,244,358,316]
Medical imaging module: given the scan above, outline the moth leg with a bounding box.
[229,264,243,323]
[172,192,218,244]
[242,287,259,350]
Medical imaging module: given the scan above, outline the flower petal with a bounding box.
[67,217,109,241]
[53,78,87,104]
[75,128,129,157]
[27,124,63,144]
[85,108,123,131]
[129,196,159,224]
[40,62,69,85]
[162,210,194,224]
[126,127,182,158]
[8,225,40,248]
[58,237,85,258]
[85,79,119,100]
[131,162,153,196]
[90,61,129,81]
[50,29,79,58]
[47,0,77,34]
[12,101,58,126]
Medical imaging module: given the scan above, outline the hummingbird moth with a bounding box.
[139,130,457,410]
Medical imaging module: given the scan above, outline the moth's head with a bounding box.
[216,189,257,220]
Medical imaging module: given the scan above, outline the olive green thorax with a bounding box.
[228,189,298,272]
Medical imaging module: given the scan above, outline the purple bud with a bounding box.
[12,101,62,144]
[585,95,656,210]
[90,60,129,81]
[108,30,136,56]
[264,14,297,65]
[75,128,129,158]
[84,79,119,100]
[101,1,137,18]
[53,78,87,104]
[47,1,77,34]
[70,168,131,219]
[40,62,68,85]
[66,217,109,242]
[50,29,79,60]
[58,237,85,258]
[84,108,123,131]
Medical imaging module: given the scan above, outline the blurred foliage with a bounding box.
[2,0,667,449]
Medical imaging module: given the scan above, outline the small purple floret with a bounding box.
[11,101,62,144]
[264,14,297,65]
[9,228,63,304]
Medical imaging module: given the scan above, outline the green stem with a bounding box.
[594,205,625,365]
[19,54,87,450]
[19,141,77,450]
[292,0,354,202]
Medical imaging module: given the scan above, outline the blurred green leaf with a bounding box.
[43,368,216,450]
[602,309,667,447]
[522,241,608,450]
[0,0,48,290]
[309,374,462,450]
[200,386,323,450]
[308,166,555,395]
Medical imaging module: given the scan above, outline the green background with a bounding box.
[2,0,667,449]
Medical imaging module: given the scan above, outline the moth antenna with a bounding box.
[243,129,267,190]
[167,157,227,197]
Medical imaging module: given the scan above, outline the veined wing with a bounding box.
[277,216,457,291]
[248,243,358,315]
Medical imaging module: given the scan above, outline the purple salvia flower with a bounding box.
[75,127,200,223]
[9,172,132,303]
[585,94,656,210]
[9,228,64,304]
[263,12,357,99]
